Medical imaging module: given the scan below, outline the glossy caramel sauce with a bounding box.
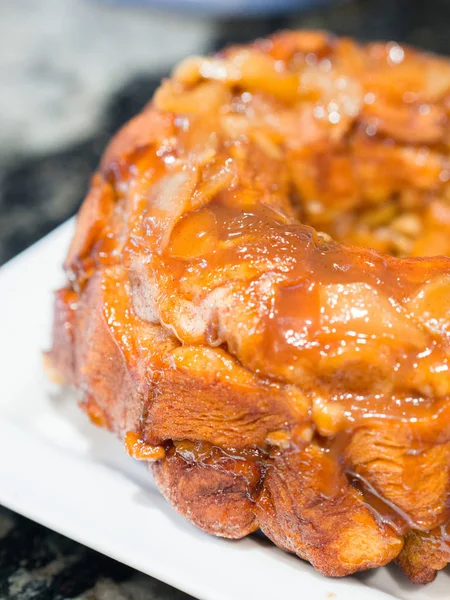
[173,440,262,488]
[57,31,450,552]
[125,431,166,461]
[436,523,450,553]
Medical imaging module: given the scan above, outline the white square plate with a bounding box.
[0,221,448,600]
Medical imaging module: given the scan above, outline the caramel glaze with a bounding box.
[433,523,450,553]
[49,30,450,580]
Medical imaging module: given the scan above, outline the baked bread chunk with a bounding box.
[48,31,450,582]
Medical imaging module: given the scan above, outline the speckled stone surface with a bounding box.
[1,0,450,598]
[0,506,193,600]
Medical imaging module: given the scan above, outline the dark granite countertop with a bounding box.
[2,0,450,597]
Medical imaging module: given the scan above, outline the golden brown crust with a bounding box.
[45,288,77,385]
[255,445,403,576]
[396,525,450,584]
[152,445,259,538]
[48,30,450,582]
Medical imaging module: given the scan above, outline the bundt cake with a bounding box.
[47,31,450,582]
